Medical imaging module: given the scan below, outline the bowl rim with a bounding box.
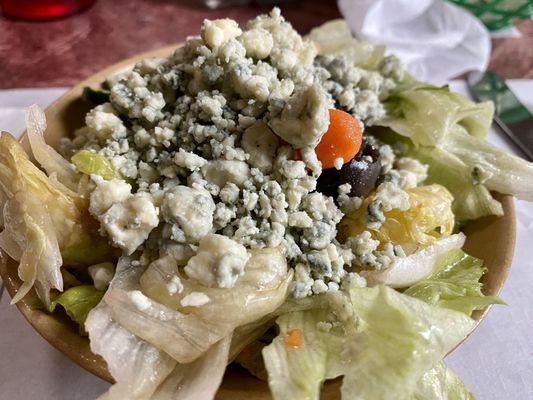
[0,44,517,390]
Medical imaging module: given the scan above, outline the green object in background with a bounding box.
[48,285,104,333]
[469,71,532,125]
[448,0,533,31]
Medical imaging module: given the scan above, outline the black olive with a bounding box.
[316,141,381,199]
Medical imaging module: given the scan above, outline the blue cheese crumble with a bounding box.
[65,9,423,299]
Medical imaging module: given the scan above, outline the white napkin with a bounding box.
[337,0,491,85]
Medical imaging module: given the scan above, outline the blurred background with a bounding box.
[0,0,531,88]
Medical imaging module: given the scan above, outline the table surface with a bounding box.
[0,0,532,88]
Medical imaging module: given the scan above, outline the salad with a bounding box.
[2,8,533,400]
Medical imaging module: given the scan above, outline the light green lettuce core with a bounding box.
[71,150,121,180]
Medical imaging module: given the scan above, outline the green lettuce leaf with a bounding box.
[405,249,504,316]
[263,286,475,400]
[407,144,503,221]
[48,285,104,330]
[413,362,474,400]
[262,307,344,400]
[61,234,116,266]
[375,84,533,221]
[380,84,494,146]
[71,149,121,180]
[445,127,533,202]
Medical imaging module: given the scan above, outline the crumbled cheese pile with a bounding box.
[64,8,424,298]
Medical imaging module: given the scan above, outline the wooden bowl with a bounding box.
[0,45,516,398]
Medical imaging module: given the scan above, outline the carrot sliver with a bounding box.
[285,328,303,349]
[315,109,362,169]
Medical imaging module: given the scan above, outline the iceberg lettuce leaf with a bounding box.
[375,83,533,220]
[380,85,494,145]
[105,250,292,364]
[263,286,475,400]
[405,249,504,316]
[361,233,466,288]
[0,132,71,304]
[406,144,504,221]
[151,335,231,400]
[263,307,344,400]
[0,111,115,304]
[413,362,474,400]
[26,104,80,192]
[446,127,533,202]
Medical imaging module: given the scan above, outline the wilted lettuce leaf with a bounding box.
[151,336,231,400]
[104,249,292,364]
[263,286,475,400]
[0,132,73,304]
[405,249,504,316]
[88,257,239,400]
[48,285,104,330]
[61,234,117,266]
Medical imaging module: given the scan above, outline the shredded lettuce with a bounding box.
[0,107,114,305]
[26,104,80,191]
[48,285,104,331]
[405,249,504,316]
[263,286,475,400]
[0,132,74,304]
